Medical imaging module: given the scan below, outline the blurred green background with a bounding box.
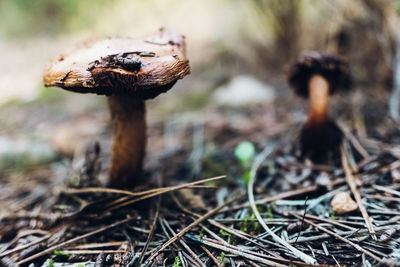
[0,0,399,104]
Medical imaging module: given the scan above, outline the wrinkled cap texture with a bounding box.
[288,51,351,98]
[43,29,190,100]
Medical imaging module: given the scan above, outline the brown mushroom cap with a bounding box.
[43,29,190,99]
[288,51,351,98]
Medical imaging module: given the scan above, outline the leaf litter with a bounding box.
[0,102,400,266]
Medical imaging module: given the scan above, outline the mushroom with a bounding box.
[43,29,190,188]
[288,51,351,163]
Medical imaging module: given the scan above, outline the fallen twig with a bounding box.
[63,181,221,197]
[291,212,386,264]
[294,196,308,244]
[200,245,221,267]
[144,193,244,263]
[0,231,50,257]
[106,176,226,211]
[16,216,137,265]
[372,184,400,197]
[247,145,317,264]
[56,249,126,254]
[163,218,204,267]
[337,121,370,160]
[223,178,346,213]
[185,235,286,267]
[137,195,161,266]
[341,144,376,239]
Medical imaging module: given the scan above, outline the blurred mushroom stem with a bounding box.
[307,74,329,126]
[107,96,146,188]
[301,74,342,163]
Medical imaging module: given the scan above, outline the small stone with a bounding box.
[331,192,358,214]
[213,75,275,106]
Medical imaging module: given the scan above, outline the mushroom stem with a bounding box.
[307,74,330,125]
[107,96,146,188]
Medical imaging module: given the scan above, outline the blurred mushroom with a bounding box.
[288,51,351,163]
[43,29,190,188]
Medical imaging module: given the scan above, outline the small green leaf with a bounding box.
[173,256,182,267]
[53,249,70,257]
[199,227,205,240]
[219,252,226,263]
[234,141,256,164]
[330,210,336,220]
[219,229,231,237]
[243,170,251,184]
[266,204,274,219]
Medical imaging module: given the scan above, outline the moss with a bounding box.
[266,204,274,219]
[219,229,231,238]
[53,249,70,257]
[199,227,205,240]
[239,212,261,235]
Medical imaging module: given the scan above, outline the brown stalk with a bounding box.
[107,96,146,188]
[307,74,330,126]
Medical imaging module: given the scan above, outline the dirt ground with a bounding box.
[1,68,400,266]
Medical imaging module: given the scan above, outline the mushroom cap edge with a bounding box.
[43,30,190,100]
[287,51,351,98]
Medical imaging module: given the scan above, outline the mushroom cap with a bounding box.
[43,29,190,100]
[288,51,351,98]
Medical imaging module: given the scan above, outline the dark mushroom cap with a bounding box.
[43,29,190,100]
[288,51,351,98]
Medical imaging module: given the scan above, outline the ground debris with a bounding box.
[1,104,400,266]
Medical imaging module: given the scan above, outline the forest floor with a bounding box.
[0,71,400,266]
